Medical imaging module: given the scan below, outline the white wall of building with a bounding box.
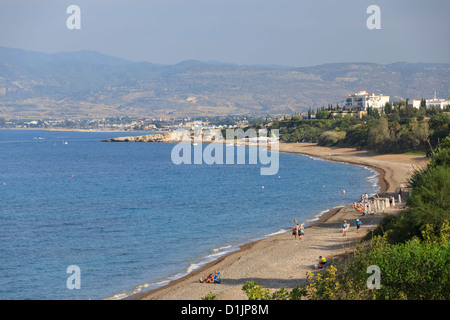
[407,99,422,108]
[343,90,389,111]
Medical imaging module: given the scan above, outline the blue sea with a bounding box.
[0,130,379,300]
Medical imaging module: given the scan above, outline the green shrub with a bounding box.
[201,292,217,300]
[342,224,450,300]
[243,222,450,300]
[242,281,272,300]
[318,130,346,146]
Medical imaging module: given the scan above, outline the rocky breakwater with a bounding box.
[102,132,179,143]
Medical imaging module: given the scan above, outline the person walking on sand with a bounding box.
[342,220,348,236]
[355,219,361,233]
[299,224,305,239]
[293,224,300,240]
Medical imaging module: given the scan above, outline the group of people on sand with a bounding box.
[353,192,375,215]
[292,219,305,240]
[292,219,329,269]
[341,218,361,236]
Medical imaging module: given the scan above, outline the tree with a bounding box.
[367,116,390,152]
[316,110,331,119]
[417,106,426,121]
[367,107,380,119]
[429,113,450,146]
[399,104,416,119]
[384,102,393,114]
[420,98,426,109]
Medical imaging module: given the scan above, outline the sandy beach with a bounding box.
[132,143,429,300]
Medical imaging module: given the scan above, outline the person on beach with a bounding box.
[353,202,364,213]
[293,224,300,240]
[299,224,305,239]
[342,220,348,236]
[318,256,327,268]
[200,273,214,283]
[355,219,361,233]
[200,270,219,283]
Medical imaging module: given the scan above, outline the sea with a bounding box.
[0,129,379,300]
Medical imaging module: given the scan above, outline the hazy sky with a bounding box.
[0,0,449,66]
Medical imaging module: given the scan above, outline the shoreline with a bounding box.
[280,144,389,197]
[126,142,427,300]
[122,204,345,300]
[123,205,345,300]
[0,127,164,134]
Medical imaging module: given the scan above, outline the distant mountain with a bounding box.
[0,46,449,119]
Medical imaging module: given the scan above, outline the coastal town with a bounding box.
[1,90,448,132]
[0,115,256,132]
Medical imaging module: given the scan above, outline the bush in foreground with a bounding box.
[241,222,450,300]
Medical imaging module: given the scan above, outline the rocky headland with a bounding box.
[102,132,176,143]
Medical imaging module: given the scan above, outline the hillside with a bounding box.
[0,46,449,119]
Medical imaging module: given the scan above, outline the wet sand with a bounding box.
[132,143,428,300]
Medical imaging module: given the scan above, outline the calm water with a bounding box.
[0,130,379,300]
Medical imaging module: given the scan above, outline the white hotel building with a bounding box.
[426,99,450,109]
[343,90,390,111]
[407,97,450,109]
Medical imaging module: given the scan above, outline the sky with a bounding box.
[0,0,449,67]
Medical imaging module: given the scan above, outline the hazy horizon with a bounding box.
[1,0,449,67]
[4,44,449,68]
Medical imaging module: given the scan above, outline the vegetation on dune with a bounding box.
[255,102,449,154]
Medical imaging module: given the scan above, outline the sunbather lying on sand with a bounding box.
[200,270,220,283]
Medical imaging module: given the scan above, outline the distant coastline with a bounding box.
[0,127,159,134]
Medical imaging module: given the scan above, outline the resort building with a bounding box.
[407,99,423,109]
[407,93,450,109]
[425,99,450,109]
[343,90,390,111]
